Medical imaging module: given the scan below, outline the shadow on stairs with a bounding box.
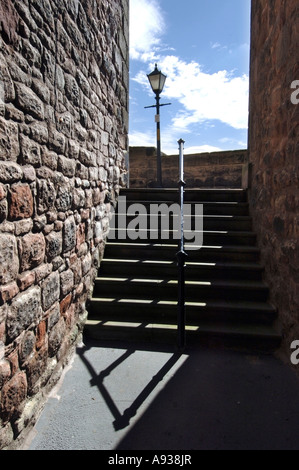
[84,188,282,353]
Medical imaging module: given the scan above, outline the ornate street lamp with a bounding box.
[145,64,171,187]
[147,63,167,95]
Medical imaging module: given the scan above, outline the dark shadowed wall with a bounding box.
[248,0,299,352]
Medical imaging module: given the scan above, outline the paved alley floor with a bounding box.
[23,337,299,451]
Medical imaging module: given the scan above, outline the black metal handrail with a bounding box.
[177,139,188,350]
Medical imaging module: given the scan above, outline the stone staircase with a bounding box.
[84,188,281,350]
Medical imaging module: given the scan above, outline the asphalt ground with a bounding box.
[22,337,299,452]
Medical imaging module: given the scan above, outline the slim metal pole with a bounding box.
[156,93,162,187]
[177,139,187,350]
[145,97,171,188]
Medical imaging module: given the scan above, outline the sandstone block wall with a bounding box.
[129,147,248,189]
[0,0,129,449]
[248,0,299,352]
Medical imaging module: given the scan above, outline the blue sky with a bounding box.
[129,0,251,154]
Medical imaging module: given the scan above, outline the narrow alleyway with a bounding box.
[23,338,299,451]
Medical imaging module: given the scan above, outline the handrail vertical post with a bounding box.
[177,139,187,350]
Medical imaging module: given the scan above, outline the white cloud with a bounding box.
[129,0,165,61]
[163,56,249,130]
[210,42,229,51]
[133,55,249,131]
[129,128,223,155]
[129,126,185,155]
[129,130,155,148]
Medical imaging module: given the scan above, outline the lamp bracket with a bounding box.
[144,103,172,109]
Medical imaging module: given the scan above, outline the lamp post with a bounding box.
[145,64,171,187]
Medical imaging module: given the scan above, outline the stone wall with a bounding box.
[0,0,129,449]
[248,0,299,353]
[129,146,248,189]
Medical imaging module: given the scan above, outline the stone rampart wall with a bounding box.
[0,0,129,449]
[129,147,248,189]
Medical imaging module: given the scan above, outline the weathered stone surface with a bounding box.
[63,216,76,252]
[0,0,19,45]
[45,231,62,260]
[56,183,72,212]
[47,302,60,330]
[79,148,96,167]
[68,139,80,159]
[19,331,36,365]
[15,83,44,120]
[0,117,19,161]
[17,270,36,291]
[36,320,47,350]
[0,55,15,103]
[48,128,65,154]
[19,232,46,271]
[7,287,41,341]
[0,359,11,389]
[248,0,299,352]
[0,422,14,450]
[0,234,19,285]
[60,293,72,316]
[48,317,65,357]
[31,78,50,104]
[34,263,52,284]
[19,135,41,166]
[73,187,85,209]
[1,372,27,424]
[64,73,80,106]
[24,345,48,394]
[82,252,92,276]
[22,165,36,182]
[41,271,59,311]
[41,148,57,170]
[0,184,6,200]
[0,0,129,449]
[0,198,7,222]
[37,179,56,214]
[60,269,74,297]
[57,155,76,177]
[70,257,82,285]
[0,161,22,183]
[0,281,19,303]
[76,222,85,249]
[8,183,33,220]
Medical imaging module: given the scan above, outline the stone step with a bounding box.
[108,229,257,246]
[98,259,264,281]
[117,214,253,231]
[84,319,281,351]
[88,297,277,325]
[104,242,261,263]
[93,277,270,302]
[119,200,250,216]
[121,188,247,202]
